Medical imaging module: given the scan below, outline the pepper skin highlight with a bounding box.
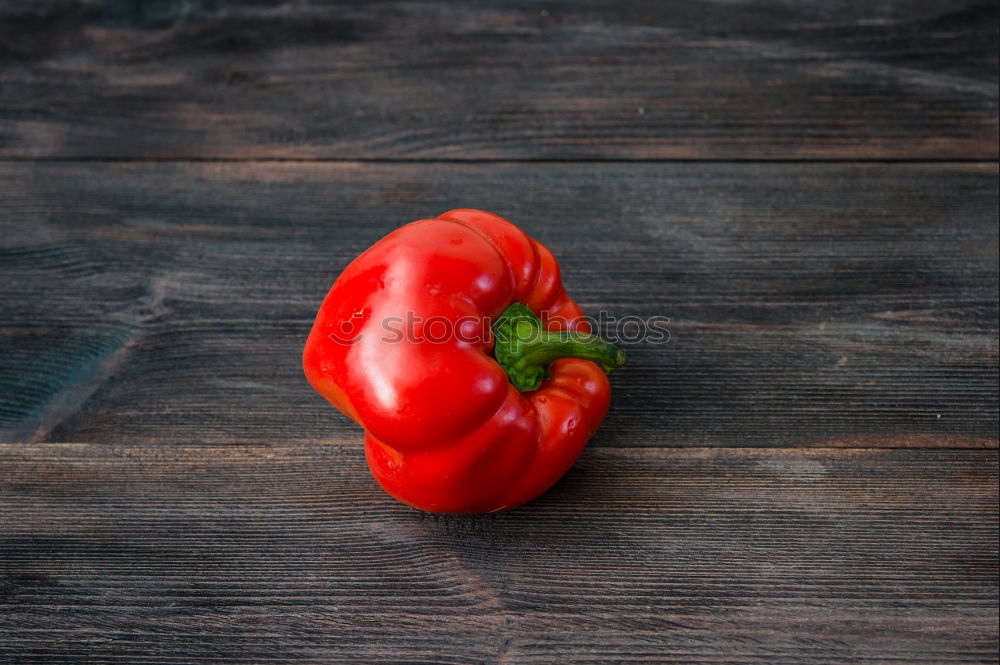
[303,209,624,512]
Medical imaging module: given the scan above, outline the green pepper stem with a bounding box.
[492,302,626,392]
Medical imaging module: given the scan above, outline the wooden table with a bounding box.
[1,2,997,663]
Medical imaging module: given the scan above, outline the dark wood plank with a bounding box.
[1,162,996,447]
[0,444,996,664]
[0,0,996,160]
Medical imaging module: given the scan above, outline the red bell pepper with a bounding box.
[303,209,624,512]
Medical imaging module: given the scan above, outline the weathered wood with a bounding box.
[2,4,995,664]
[1,162,996,447]
[0,444,996,664]
[0,0,996,160]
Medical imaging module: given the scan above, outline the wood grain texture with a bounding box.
[1,162,996,447]
[1,444,996,664]
[0,0,996,160]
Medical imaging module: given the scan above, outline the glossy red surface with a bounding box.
[303,209,612,512]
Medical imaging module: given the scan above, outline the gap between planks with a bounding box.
[0,157,997,165]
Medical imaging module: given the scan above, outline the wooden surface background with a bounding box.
[1,1,997,664]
